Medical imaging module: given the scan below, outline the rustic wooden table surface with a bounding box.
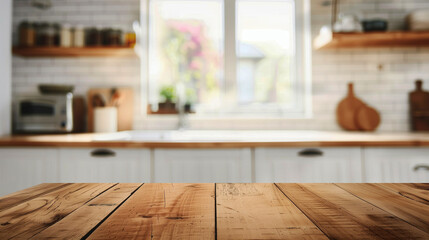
[0,183,429,239]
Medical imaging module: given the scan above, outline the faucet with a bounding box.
[176,83,189,130]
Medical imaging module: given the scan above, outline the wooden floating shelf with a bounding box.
[314,31,429,50]
[12,46,136,57]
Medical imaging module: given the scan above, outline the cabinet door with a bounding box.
[255,147,362,183]
[0,147,58,196]
[363,147,429,183]
[153,149,251,183]
[59,148,151,183]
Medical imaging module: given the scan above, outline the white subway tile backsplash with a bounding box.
[12,0,429,131]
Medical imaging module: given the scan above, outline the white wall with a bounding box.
[0,0,12,136]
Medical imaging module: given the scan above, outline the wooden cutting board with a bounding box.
[336,83,365,130]
[87,88,134,132]
[355,105,381,131]
[409,80,429,131]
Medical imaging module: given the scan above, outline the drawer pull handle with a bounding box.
[91,149,116,158]
[298,149,323,157]
[413,164,429,171]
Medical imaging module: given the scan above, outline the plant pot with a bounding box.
[158,101,176,110]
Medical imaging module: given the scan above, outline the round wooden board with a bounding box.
[336,83,365,131]
[355,106,381,131]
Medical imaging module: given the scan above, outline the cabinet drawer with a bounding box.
[0,148,58,196]
[363,147,429,183]
[153,149,251,183]
[59,148,150,183]
[255,147,362,183]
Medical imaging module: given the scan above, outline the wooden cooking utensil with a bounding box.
[355,105,381,131]
[336,83,365,130]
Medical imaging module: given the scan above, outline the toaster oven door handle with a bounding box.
[90,149,116,158]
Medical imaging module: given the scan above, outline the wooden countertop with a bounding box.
[1,130,429,148]
[1,183,429,239]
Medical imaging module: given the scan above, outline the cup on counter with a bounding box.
[94,107,118,133]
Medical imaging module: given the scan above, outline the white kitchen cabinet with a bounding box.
[363,147,429,183]
[59,148,151,183]
[255,147,362,183]
[0,147,58,196]
[153,149,252,183]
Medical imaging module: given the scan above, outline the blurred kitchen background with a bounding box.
[7,0,429,132]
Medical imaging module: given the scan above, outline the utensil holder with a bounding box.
[94,107,118,133]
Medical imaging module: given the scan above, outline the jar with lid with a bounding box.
[19,21,35,47]
[38,22,55,46]
[109,29,122,46]
[60,24,73,47]
[101,28,113,46]
[125,31,136,47]
[86,27,102,46]
[53,23,60,46]
[73,25,85,47]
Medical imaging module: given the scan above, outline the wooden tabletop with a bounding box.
[1,183,429,239]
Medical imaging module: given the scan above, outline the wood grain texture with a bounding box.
[0,183,114,239]
[87,183,215,240]
[315,31,429,49]
[276,183,429,240]
[336,83,366,131]
[337,183,429,234]
[216,183,328,240]
[3,131,429,148]
[383,183,429,202]
[409,80,429,131]
[0,183,70,212]
[12,47,136,57]
[33,183,141,240]
[355,105,381,131]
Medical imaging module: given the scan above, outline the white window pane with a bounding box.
[148,0,223,107]
[237,0,295,107]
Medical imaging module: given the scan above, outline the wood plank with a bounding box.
[32,183,141,240]
[276,183,429,240]
[337,183,429,234]
[3,132,429,149]
[0,183,70,211]
[12,47,136,57]
[382,183,429,202]
[216,183,328,240]
[87,183,215,240]
[0,183,114,239]
[315,31,429,50]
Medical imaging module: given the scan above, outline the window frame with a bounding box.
[139,0,312,119]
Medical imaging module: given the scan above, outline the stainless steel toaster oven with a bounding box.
[13,93,73,133]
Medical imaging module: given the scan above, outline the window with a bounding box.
[142,0,311,117]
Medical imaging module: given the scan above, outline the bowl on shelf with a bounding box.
[38,84,74,94]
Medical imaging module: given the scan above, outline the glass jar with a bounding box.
[86,27,102,46]
[38,22,55,46]
[73,25,85,47]
[110,29,122,46]
[53,23,60,46]
[125,32,136,47]
[60,24,72,47]
[19,21,35,47]
[101,28,113,46]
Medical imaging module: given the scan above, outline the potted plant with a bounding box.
[184,88,197,113]
[158,85,177,111]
